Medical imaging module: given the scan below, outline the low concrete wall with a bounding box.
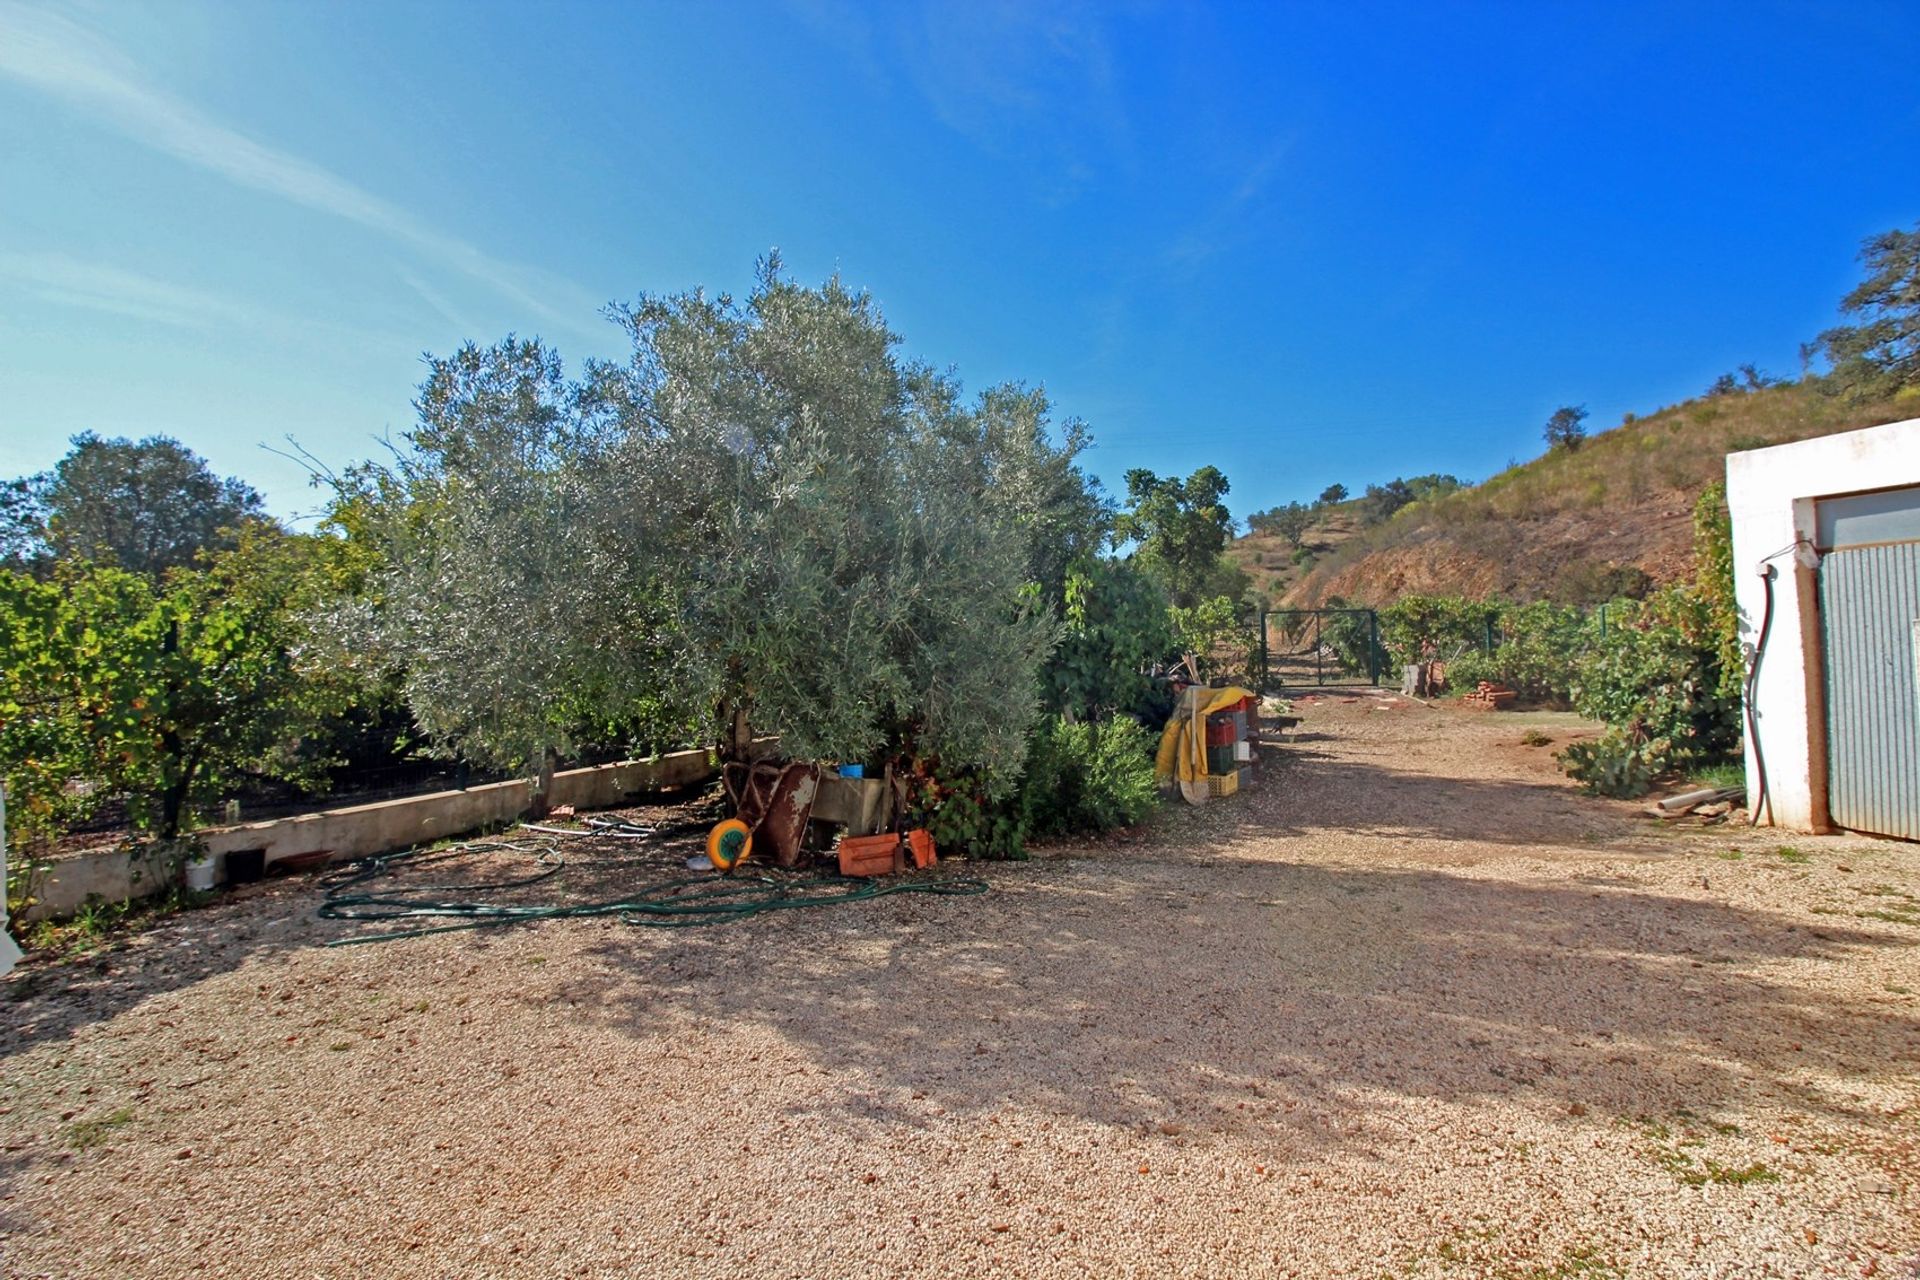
[20,746,733,923]
[19,843,180,924]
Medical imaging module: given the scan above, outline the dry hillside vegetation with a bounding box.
[1284,383,1918,606]
[1226,505,1365,603]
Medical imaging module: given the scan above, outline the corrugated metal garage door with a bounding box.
[1819,486,1920,840]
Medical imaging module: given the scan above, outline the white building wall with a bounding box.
[1725,416,1920,831]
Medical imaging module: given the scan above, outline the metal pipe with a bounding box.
[1746,565,1777,826]
[1744,539,1812,828]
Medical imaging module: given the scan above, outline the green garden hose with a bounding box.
[317,839,987,947]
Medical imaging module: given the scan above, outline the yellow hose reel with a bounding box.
[706,819,753,873]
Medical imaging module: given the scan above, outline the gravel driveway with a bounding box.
[4,698,1917,1278]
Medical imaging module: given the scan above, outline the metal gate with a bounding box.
[1818,486,1920,840]
[1259,608,1382,689]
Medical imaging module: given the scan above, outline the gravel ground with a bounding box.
[3,697,1917,1279]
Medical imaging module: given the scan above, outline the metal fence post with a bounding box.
[1367,611,1380,685]
[1,782,19,975]
[1257,609,1269,691]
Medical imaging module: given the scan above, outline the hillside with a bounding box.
[1244,383,1916,607]
[1227,505,1366,603]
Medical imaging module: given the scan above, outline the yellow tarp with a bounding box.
[1155,684,1257,786]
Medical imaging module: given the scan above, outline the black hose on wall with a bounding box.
[1745,563,1778,828]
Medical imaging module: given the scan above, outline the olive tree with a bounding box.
[342,261,1089,788]
[332,337,692,781]
[600,263,1068,775]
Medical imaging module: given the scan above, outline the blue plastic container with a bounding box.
[838,763,865,778]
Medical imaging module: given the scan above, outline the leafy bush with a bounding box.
[915,714,1161,859]
[1569,588,1740,773]
[1017,716,1160,840]
[1379,594,1495,670]
[1559,485,1742,787]
[1691,481,1743,704]
[0,530,358,843]
[918,766,1029,862]
[1168,594,1255,683]
[1047,558,1174,723]
[1447,600,1596,705]
[1558,732,1657,798]
[1318,598,1388,681]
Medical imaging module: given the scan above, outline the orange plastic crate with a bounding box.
[838,833,903,877]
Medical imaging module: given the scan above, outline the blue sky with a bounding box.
[2,1,1916,526]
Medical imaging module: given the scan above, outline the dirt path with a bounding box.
[4,699,1916,1278]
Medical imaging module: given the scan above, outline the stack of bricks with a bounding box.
[1461,680,1518,711]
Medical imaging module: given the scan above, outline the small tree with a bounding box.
[1114,465,1244,607]
[1817,222,1920,400]
[0,529,354,842]
[1543,405,1589,452]
[1251,501,1314,549]
[1356,478,1415,527]
[1316,483,1348,506]
[4,433,269,577]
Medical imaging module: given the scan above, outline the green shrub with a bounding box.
[1168,594,1255,683]
[0,531,359,843]
[1691,481,1743,705]
[921,767,1029,861]
[1047,558,1175,724]
[1319,598,1388,680]
[1379,594,1496,669]
[1017,715,1160,840]
[1570,587,1739,773]
[918,714,1161,858]
[1558,732,1657,798]
[1447,600,1597,705]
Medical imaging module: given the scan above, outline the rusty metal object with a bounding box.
[723,761,820,868]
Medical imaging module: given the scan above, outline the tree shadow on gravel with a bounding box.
[554,852,1919,1157]
[1162,739,1654,857]
[0,881,324,1056]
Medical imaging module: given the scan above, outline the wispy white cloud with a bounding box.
[0,249,435,357]
[0,2,602,336]
[1162,138,1294,271]
[397,268,486,339]
[783,0,1136,197]
[0,250,252,326]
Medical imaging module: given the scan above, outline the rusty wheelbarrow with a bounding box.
[717,760,821,869]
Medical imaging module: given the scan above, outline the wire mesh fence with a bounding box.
[1256,608,1382,689]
